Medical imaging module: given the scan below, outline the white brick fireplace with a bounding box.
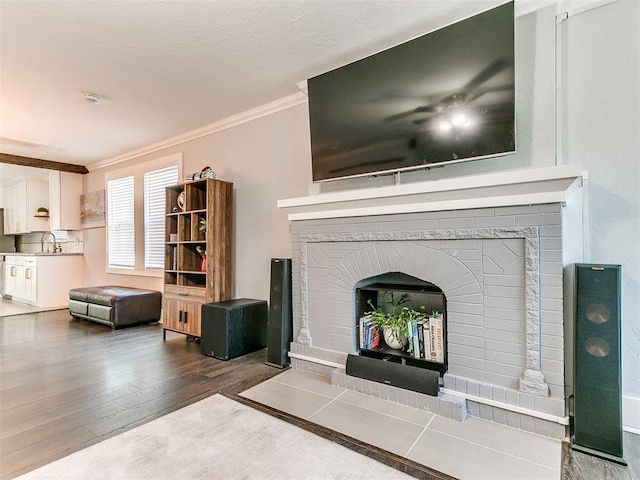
[278,165,584,439]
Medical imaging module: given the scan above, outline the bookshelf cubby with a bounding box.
[163,178,233,339]
[356,276,447,377]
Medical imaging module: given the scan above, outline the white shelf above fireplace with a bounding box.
[278,165,585,221]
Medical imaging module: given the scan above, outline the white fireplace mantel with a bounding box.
[278,165,584,221]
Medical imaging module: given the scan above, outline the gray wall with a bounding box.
[82,1,639,427]
[559,0,640,405]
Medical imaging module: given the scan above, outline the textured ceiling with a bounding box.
[0,0,551,177]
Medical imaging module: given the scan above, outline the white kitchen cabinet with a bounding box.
[49,171,82,231]
[23,257,37,302]
[4,254,82,308]
[4,266,15,296]
[5,255,29,299]
[3,180,49,234]
[4,256,21,297]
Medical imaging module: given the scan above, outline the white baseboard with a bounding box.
[624,394,640,433]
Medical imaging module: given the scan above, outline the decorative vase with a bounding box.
[383,327,407,350]
[200,255,206,272]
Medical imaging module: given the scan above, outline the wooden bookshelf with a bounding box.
[163,178,233,339]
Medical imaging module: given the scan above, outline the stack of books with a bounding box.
[407,312,444,363]
[359,314,380,350]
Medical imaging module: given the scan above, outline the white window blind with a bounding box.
[107,176,135,268]
[144,165,178,269]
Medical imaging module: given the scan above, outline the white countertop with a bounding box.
[1,252,84,256]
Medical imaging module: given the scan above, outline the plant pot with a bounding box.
[383,327,407,350]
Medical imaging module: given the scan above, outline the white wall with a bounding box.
[80,0,639,428]
[559,0,640,429]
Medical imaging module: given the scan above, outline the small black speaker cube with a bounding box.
[201,299,268,361]
[573,264,625,464]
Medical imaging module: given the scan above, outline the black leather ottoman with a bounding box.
[69,286,162,329]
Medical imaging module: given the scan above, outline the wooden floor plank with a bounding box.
[1,425,98,472]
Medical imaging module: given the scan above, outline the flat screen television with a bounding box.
[308,1,515,182]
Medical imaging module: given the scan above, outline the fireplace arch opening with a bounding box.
[355,272,448,377]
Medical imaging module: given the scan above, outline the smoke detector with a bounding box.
[84,93,102,104]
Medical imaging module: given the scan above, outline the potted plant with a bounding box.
[36,206,49,217]
[366,291,427,350]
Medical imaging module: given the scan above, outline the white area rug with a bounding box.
[17,394,411,479]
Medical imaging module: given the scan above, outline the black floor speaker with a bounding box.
[200,299,268,361]
[346,354,439,396]
[573,263,626,464]
[266,258,292,368]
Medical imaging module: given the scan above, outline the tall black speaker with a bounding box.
[573,263,626,464]
[266,258,292,367]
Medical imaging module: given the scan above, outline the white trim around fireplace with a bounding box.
[440,387,570,426]
[288,351,343,369]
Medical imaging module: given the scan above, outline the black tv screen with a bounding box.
[308,2,515,182]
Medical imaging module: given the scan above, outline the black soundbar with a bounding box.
[345,354,439,396]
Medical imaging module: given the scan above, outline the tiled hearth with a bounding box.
[241,368,562,479]
[279,166,584,440]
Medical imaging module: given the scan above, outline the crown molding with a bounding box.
[296,80,308,94]
[87,91,308,172]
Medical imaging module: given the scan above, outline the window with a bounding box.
[144,166,179,268]
[107,175,135,268]
[106,153,182,276]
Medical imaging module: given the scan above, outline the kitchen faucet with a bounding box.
[40,231,57,253]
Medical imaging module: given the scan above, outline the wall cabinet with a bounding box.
[3,180,49,234]
[49,171,82,230]
[163,178,233,339]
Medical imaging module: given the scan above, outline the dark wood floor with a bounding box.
[0,309,284,479]
[1,309,638,480]
[562,434,640,479]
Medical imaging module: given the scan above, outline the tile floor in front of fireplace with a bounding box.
[241,368,562,480]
